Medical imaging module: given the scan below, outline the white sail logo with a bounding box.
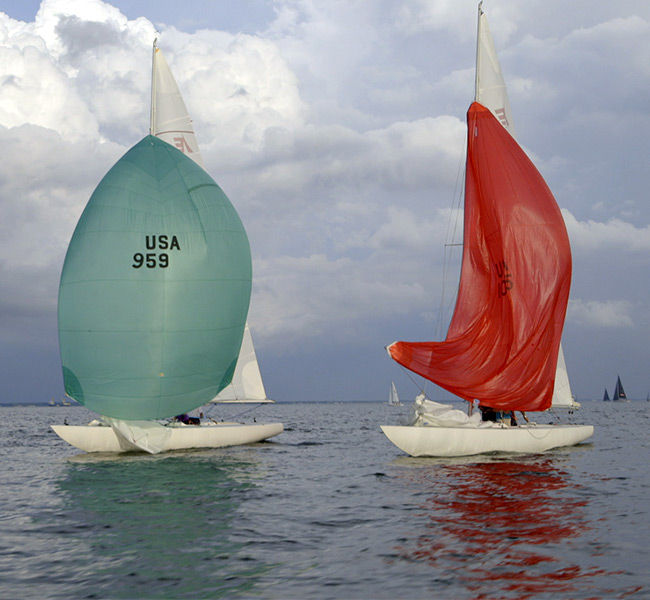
[494,107,509,128]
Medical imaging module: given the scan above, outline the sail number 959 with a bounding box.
[132,235,180,269]
[133,253,169,269]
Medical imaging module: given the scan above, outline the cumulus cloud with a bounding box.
[395,0,520,41]
[563,209,650,252]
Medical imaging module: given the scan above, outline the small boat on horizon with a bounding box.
[388,382,403,406]
[612,375,628,402]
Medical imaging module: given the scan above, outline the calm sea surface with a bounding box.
[0,400,648,599]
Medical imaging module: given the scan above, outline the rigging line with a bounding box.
[437,135,467,340]
[398,363,429,398]
[524,426,554,440]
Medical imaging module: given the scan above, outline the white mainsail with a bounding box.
[475,4,574,410]
[475,3,516,138]
[150,41,204,168]
[151,40,270,404]
[388,381,402,406]
[550,346,580,409]
[211,324,273,403]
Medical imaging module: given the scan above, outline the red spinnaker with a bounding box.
[389,102,571,412]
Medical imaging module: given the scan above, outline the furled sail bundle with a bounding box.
[58,135,252,421]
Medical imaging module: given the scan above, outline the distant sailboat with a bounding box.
[388,382,402,406]
[612,376,628,402]
[603,388,610,402]
[51,41,282,453]
[380,4,593,457]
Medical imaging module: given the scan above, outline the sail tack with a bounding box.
[388,102,572,412]
[58,136,252,420]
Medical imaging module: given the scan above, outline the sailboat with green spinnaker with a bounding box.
[51,42,282,453]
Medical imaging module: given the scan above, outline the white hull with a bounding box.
[51,422,283,454]
[380,424,594,458]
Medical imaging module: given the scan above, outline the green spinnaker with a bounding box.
[58,135,252,420]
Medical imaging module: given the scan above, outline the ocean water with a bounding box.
[0,400,648,599]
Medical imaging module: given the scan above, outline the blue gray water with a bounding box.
[0,400,648,599]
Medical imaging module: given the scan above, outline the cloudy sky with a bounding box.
[1,0,649,407]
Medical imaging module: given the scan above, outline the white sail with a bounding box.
[150,41,204,167]
[388,381,402,406]
[551,345,580,409]
[211,324,273,403]
[475,3,516,138]
[152,40,270,405]
[476,4,572,409]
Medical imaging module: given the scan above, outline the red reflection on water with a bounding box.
[395,458,613,598]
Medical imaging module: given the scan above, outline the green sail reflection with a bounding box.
[58,136,252,420]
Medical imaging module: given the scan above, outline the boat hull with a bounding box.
[380,424,594,458]
[51,422,284,454]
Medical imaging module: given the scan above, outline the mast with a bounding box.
[150,39,157,135]
[474,2,482,102]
